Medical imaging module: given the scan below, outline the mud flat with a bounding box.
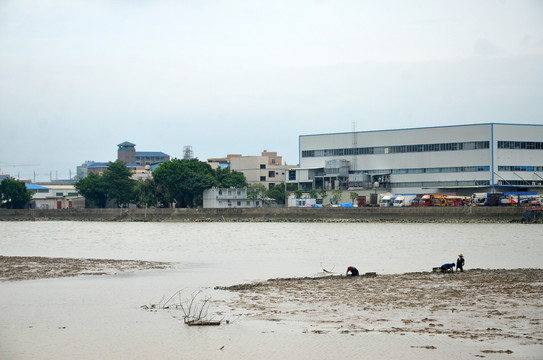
[218,269,543,348]
[0,255,171,281]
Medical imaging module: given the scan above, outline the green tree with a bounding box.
[350,192,359,204]
[319,189,328,203]
[247,184,266,207]
[215,167,248,188]
[103,161,136,207]
[153,158,217,208]
[134,178,157,208]
[266,183,286,205]
[294,189,303,199]
[331,190,343,205]
[75,172,108,208]
[309,189,318,199]
[75,161,136,208]
[0,178,33,209]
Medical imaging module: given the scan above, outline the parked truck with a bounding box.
[393,194,417,207]
[471,192,502,206]
[379,194,395,207]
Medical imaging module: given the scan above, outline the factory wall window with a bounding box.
[391,180,490,188]
[260,176,266,181]
[354,165,489,175]
[497,180,543,186]
[260,164,266,169]
[268,171,275,178]
[302,141,490,158]
[498,141,543,150]
[498,165,543,172]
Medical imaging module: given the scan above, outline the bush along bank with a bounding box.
[0,206,525,223]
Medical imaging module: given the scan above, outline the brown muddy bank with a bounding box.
[0,206,526,223]
[217,268,543,345]
[0,256,171,281]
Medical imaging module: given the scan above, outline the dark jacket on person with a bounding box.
[440,263,455,272]
[346,266,359,276]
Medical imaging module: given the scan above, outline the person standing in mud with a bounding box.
[456,254,465,272]
[346,266,359,276]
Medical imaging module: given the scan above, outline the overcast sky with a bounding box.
[1,0,542,181]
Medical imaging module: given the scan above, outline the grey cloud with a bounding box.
[474,38,499,57]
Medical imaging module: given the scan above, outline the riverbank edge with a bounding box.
[0,207,526,223]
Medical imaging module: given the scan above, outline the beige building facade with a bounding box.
[209,151,295,189]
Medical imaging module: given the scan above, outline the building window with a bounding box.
[498,141,543,150]
[302,140,490,158]
[260,164,266,169]
[268,171,275,178]
[289,170,296,180]
[260,176,266,181]
[246,201,250,206]
[56,192,63,196]
[237,201,241,206]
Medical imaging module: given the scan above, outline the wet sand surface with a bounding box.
[0,255,171,281]
[218,269,543,347]
[1,256,543,358]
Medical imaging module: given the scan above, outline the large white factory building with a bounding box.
[289,123,543,195]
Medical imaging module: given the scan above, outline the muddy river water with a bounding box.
[1,221,542,359]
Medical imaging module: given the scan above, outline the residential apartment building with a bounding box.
[117,141,170,166]
[77,142,170,179]
[208,150,294,189]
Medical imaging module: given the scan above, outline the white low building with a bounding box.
[203,187,263,208]
[290,123,543,195]
[28,184,85,209]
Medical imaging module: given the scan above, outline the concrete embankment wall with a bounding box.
[0,207,526,223]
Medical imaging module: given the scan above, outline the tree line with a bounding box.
[75,159,292,208]
[0,178,33,209]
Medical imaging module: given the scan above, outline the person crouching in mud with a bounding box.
[440,263,455,272]
[346,266,359,276]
